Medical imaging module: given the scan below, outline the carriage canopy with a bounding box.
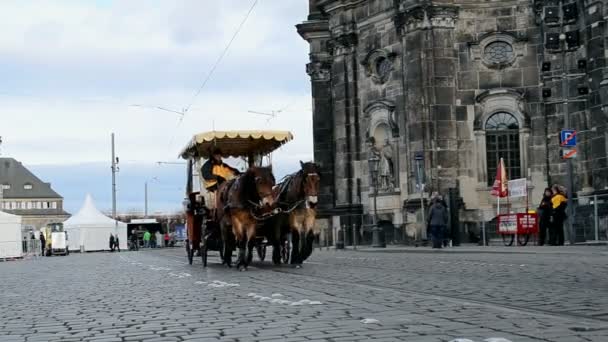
[179,130,293,160]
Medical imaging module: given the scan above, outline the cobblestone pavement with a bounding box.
[1,246,607,342]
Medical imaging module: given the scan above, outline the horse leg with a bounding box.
[221,221,233,267]
[271,219,282,265]
[232,218,246,271]
[302,231,315,261]
[290,227,299,265]
[297,229,307,267]
[244,219,257,269]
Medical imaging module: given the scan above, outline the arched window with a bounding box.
[485,112,521,185]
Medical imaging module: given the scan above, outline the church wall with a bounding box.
[300,0,608,242]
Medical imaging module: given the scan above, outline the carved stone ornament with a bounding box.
[395,4,459,33]
[361,49,397,84]
[364,100,399,138]
[327,31,358,56]
[306,61,331,82]
[470,33,525,69]
[474,88,529,130]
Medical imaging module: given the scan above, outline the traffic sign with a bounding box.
[560,130,577,147]
[562,148,577,159]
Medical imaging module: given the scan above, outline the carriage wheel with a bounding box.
[517,233,530,246]
[502,234,514,247]
[281,240,290,264]
[257,245,266,262]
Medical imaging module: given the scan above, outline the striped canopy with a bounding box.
[179,130,293,160]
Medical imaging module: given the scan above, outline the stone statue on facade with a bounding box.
[380,139,395,190]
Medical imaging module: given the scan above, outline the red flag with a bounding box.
[491,158,508,198]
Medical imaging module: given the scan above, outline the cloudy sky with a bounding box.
[1,0,312,215]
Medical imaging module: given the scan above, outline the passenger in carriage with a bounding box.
[201,147,240,192]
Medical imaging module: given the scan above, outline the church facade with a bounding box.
[297,0,608,242]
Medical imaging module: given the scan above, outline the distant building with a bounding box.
[0,158,70,230]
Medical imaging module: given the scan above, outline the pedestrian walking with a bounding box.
[164,232,170,247]
[130,230,139,251]
[550,185,568,246]
[143,230,151,248]
[109,234,115,252]
[39,232,46,256]
[427,195,449,249]
[114,234,120,252]
[151,232,157,248]
[537,187,553,246]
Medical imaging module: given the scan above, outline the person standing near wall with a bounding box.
[538,188,554,246]
[551,185,568,246]
[427,196,449,249]
[39,232,46,256]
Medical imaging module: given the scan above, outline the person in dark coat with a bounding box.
[538,187,553,246]
[427,196,449,249]
[39,232,46,256]
[109,234,115,252]
[114,234,120,252]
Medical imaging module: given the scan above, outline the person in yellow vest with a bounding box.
[201,148,240,192]
[550,184,568,246]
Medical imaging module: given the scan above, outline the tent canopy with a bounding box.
[64,194,126,228]
[63,194,127,251]
[0,210,23,258]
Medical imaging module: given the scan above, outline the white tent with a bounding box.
[63,194,127,251]
[0,210,22,258]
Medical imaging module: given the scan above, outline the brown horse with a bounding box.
[216,166,276,270]
[268,161,320,267]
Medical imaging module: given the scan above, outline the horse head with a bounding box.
[241,166,276,208]
[300,161,321,209]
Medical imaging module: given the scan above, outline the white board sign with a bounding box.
[508,178,527,198]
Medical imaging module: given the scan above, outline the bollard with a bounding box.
[594,195,599,242]
[352,224,357,250]
[481,221,486,247]
[335,225,345,250]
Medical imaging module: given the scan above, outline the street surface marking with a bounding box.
[360,318,380,324]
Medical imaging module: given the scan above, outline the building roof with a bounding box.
[0,158,63,199]
[3,208,70,217]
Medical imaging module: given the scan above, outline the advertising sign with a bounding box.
[508,178,527,198]
[174,225,186,241]
[497,213,538,235]
[498,214,517,234]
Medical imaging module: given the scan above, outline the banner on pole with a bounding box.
[491,158,508,198]
[508,178,527,198]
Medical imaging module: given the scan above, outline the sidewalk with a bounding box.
[329,243,608,255]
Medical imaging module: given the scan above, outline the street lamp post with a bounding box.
[559,33,576,245]
[368,154,385,248]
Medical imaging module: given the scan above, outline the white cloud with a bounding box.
[1,0,312,166]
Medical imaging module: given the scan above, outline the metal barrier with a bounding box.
[22,239,42,258]
[572,194,608,242]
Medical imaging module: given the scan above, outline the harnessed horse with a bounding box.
[267,161,320,267]
[216,166,276,270]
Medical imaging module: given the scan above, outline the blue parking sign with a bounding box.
[560,130,576,147]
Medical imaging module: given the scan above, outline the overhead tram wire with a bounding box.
[165,0,259,156]
[182,0,259,115]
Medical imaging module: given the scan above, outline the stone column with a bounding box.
[329,30,359,207]
[297,16,335,213]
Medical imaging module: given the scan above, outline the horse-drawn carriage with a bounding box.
[180,130,320,270]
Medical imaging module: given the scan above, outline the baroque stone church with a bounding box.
[297,0,608,242]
